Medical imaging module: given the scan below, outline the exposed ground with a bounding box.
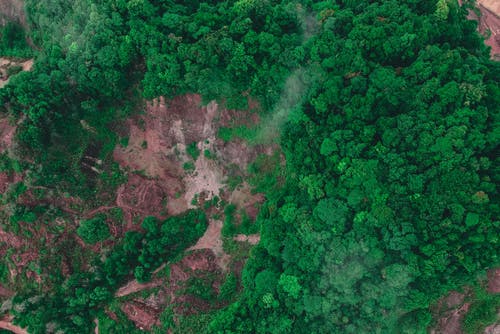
[463,0,500,59]
[0,315,26,334]
[115,278,163,298]
[118,249,226,330]
[112,94,268,329]
[233,233,260,245]
[0,0,25,27]
[0,57,33,89]
[431,268,500,334]
[112,94,266,236]
[431,290,471,334]
[188,220,230,271]
[488,269,500,294]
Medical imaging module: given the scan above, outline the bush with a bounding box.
[186,142,200,160]
[76,216,110,244]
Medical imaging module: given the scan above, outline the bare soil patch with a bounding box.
[463,0,500,59]
[0,57,33,89]
[121,301,160,331]
[112,93,268,245]
[0,117,16,152]
[233,233,260,245]
[477,2,500,59]
[0,0,26,27]
[431,290,470,334]
[111,94,273,329]
[484,323,500,334]
[0,315,27,334]
[228,182,265,221]
[119,249,225,330]
[116,278,163,298]
[488,268,500,293]
[188,220,230,271]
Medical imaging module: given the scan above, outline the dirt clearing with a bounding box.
[0,57,34,88]
[116,278,163,298]
[112,93,268,236]
[0,117,16,151]
[110,94,273,330]
[0,315,27,334]
[462,0,500,59]
[188,220,230,271]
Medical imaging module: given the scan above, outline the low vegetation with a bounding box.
[0,0,497,333]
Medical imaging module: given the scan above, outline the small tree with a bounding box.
[76,216,110,244]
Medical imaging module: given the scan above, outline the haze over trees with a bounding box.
[0,0,498,333]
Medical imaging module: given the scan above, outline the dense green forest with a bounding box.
[0,0,498,333]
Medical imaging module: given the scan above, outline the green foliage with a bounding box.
[187,142,200,161]
[98,312,143,334]
[0,22,33,57]
[11,210,207,333]
[204,149,214,159]
[134,211,207,282]
[219,272,238,301]
[184,276,217,301]
[183,161,195,172]
[76,215,110,244]
[221,204,237,237]
[119,136,129,148]
[463,289,500,334]
[209,0,500,333]
[6,65,23,77]
[3,0,499,333]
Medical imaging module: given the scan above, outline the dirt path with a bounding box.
[115,278,163,298]
[84,206,116,219]
[0,316,27,334]
[188,220,230,271]
[233,233,260,245]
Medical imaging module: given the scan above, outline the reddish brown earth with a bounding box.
[0,58,34,89]
[0,0,26,27]
[121,301,160,331]
[188,220,230,271]
[484,323,500,334]
[0,117,16,151]
[166,249,224,314]
[462,0,500,59]
[432,267,500,334]
[115,277,163,298]
[112,94,270,329]
[431,290,470,334]
[0,315,27,334]
[119,249,225,329]
[113,94,268,221]
[0,284,13,297]
[111,94,266,259]
[233,233,260,245]
[488,268,500,293]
